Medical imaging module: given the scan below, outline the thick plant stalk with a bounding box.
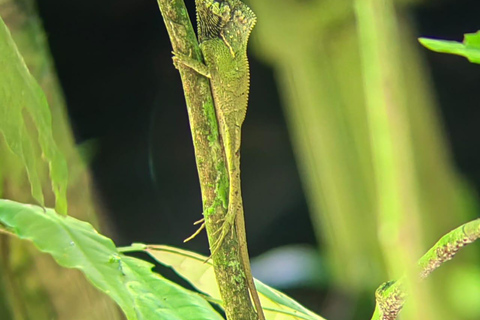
[156,1,258,319]
[354,0,430,318]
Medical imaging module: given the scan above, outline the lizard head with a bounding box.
[196,0,256,54]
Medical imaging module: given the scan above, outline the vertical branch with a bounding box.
[156,1,257,319]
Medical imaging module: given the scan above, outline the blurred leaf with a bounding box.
[69,138,100,184]
[0,15,68,214]
[446,265,480,318]
[0,200,223,320]
[419,31,480,64]
[76,138,100,164]
[120,244,327,320]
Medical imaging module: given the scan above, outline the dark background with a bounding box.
[35,0,480,316]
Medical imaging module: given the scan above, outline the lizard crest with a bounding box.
[196,0,256,56]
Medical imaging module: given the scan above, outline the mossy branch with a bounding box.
[156,1,257,319]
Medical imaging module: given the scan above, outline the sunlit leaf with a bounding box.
[0,15,67,213]
[0,200,223,320]
[419,31,480,64]
[120,244,327,320]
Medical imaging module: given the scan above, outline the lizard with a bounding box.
[173,0,265,319]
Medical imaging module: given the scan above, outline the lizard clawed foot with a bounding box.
[209,210,236,258]
[171,50,211,78]
[193,217,205,225]
[171,50,189,70]
[184,218,206,243]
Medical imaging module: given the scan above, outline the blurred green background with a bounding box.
[1,0,480,319]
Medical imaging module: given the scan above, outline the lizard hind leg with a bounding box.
[209,208,237,258]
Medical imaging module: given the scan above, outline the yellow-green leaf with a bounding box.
[120,244,327,320]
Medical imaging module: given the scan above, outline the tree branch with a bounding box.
[155,1,257,319]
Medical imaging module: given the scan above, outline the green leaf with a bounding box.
[120,244,327,320]
[0,200,223,320]
[0,15,68,213]
[419,31,480,64]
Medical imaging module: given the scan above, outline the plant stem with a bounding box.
[371,218,480,319]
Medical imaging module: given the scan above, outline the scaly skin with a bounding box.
[174,1,264,319]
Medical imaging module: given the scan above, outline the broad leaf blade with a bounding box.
[121,256,222,320]
[0,15,67,213]
[419,31,480,64]
[0,200,222,320]
[124,244,326,320]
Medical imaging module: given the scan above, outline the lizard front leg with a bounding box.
[172,51,211,78]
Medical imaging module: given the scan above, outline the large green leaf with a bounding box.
[120,244,327,320]
[419,31,480,64]
[0,200,223,320]
[0,15,67,213]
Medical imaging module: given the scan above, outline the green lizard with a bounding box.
[173,0,264,319]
